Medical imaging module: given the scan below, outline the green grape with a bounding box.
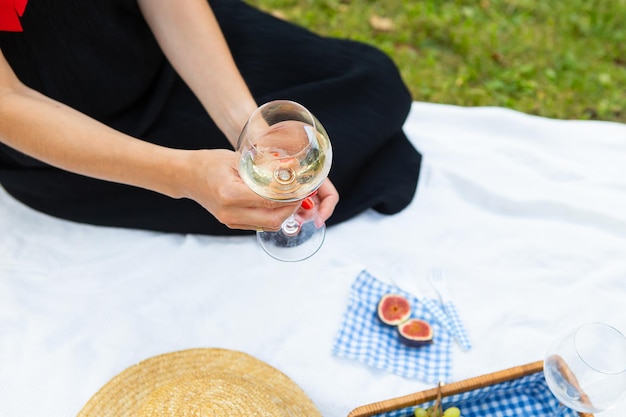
[413,407,429,417]
[442,406,461,417]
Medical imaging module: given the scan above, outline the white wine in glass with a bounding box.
[543,322,626,415]
[237,100,332,262]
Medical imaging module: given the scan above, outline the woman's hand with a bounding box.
[182,148,302,231]
[181,149,339,231]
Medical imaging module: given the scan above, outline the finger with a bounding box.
[315,180,339,223]
[225,205,296,232]
[232,180,301,211]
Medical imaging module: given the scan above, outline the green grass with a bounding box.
[245,0,626,123]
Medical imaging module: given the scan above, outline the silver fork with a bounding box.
[428,267,472,350]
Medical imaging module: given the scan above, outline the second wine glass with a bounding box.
[237,100,332,262]
[543,322,626,415]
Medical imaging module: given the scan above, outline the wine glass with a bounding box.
[237,100,332,262]
[543,322,626,415]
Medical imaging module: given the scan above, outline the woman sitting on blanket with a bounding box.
[0,0,421,235]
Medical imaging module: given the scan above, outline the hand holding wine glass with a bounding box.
[543,322,626,415]
[237,100,333,262]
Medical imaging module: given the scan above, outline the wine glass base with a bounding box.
[257,220,325,262]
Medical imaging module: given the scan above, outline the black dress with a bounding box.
[0,0,421,235]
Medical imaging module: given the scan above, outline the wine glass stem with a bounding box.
[281,215,300,236]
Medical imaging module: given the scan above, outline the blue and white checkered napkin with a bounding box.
[332,270,454,383]
[374,371,577,417]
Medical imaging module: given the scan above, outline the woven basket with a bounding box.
[348,360,593,417]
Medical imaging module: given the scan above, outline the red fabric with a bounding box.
[0,0,28,32]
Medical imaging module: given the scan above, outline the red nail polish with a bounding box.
[301,197,314,210]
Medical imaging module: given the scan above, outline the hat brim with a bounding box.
[77,348,322,417]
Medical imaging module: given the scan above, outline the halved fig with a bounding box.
[397,318,434,347]
[377,294,411,326]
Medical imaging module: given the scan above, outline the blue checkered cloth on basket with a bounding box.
[332,270,454,383]
[373,371,577,417]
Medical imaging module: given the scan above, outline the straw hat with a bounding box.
[77,348,322,417]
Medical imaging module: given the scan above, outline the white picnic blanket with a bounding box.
[1,102,625,416]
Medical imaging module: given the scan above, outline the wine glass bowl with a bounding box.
[237,100,332,262]
[543,322,626,414]
[238,117,330,201]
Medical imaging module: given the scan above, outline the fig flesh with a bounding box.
[377,294,411,326]
[397,318,434,347]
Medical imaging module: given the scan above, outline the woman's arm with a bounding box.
[137,0,339,220]
[0,49,297,231]
[137,0,258,147]
[0,49,190,199]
